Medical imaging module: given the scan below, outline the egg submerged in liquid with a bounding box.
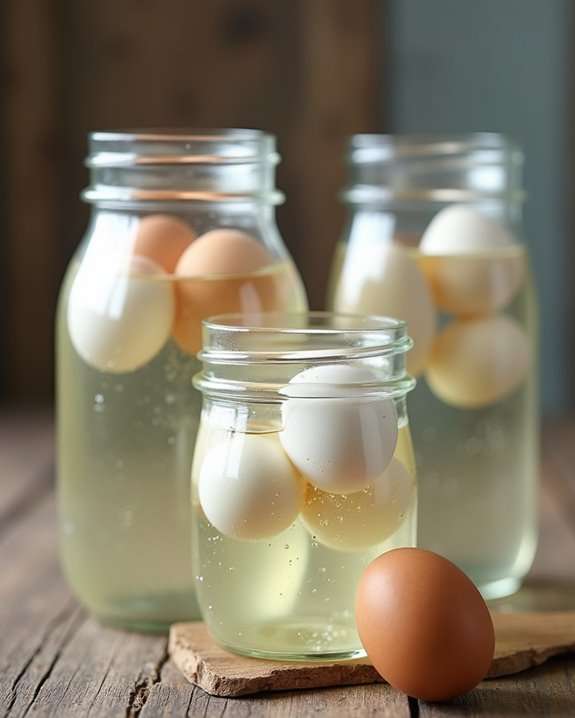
[172,229,277,355]
[426,315,530,409]
[419,205,525,315]
[280,364,398,495]
[67,255,174,373]
[133,214,196,273]
[198,432,304,541]
[301,457,415,551]
[333,234,436,376]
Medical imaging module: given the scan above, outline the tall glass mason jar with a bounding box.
[56,130,307,631]
[192,312,416,660]
[328,134,538,600]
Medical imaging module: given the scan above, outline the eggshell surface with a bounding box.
[175,229,272,277]
[419,206,524,314]
[426,315,530,409]
[420,205,514,255]
[173,230,277,355]
[198,433,304,541]
[356,548,495,701]
[301,458,415,551]
[333,243,436,376]
[68,256,174,373]
[280,365,398,495]
[133,214,196,273]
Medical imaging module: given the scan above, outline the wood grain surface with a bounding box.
[0,414,575,717]
[168,612,575,697]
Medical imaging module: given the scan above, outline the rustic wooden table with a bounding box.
[2,411,575,717]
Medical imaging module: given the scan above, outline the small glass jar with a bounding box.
[329,134,538,600]
[192,312,416,660]
[56,130,307,632]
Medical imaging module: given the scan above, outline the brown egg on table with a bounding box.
[172,229,279,355]
[133,214,196,273]
[356,548,495,702]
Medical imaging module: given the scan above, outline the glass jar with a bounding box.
[329,134,538,600]
[192,311,416,660]
[56,130,307,632]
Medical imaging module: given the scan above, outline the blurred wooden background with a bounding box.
[1,0,381,402]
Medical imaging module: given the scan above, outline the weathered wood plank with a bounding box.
[0,494,173,718]
[0,496,80,717]
[139,661,195,718]
[184,683,410,718]
[0,411,54,533]
[16,621,168,718]
[419,656,575,717]
[1,416,575,717]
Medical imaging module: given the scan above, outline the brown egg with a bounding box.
[133,215,196,273]
[172,230,277,355]
[174,229,272,277]
[356,548,495,702]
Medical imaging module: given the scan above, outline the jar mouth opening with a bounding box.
[200,311,410,364]
[87,128,278,167]
[343,133,524,208]
[195,312,414,403]
[203,310,406,334]
[348,133,522,161]
[91,128,268,143]
[84,129,282,206]
[194,312,415,403]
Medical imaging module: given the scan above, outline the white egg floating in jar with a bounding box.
[419,205,525,316]
[198,433,304,541]
[332,242,436,377]
[67,255,175,373]
[279,364,398,495]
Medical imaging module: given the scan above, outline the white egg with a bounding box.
[419,205,524,314]
[68,256,174,373]
[333,243,436,376]
[426,315,530,409]
[280,364,398,495]
[301,458,416,551]
[198,433,304,541]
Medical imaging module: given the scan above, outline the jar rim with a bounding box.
[343,132,524,207]
[348,132,523,161]
[203,310,406,335]
[90,128,269,143]
[195,312,415,403]
[87,128,278,167]
[83,128,282,206]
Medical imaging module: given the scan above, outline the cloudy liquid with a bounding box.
[329,243,538,599]
[57,260,306,632]
[192,421,416,660]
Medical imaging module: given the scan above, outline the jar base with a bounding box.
[98,615,173,635]
[206,617,366,662]
[81,589,201,635]
[219,642,367,663]
[479,576,522,601]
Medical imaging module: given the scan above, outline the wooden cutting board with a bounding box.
[169,612,575,697]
